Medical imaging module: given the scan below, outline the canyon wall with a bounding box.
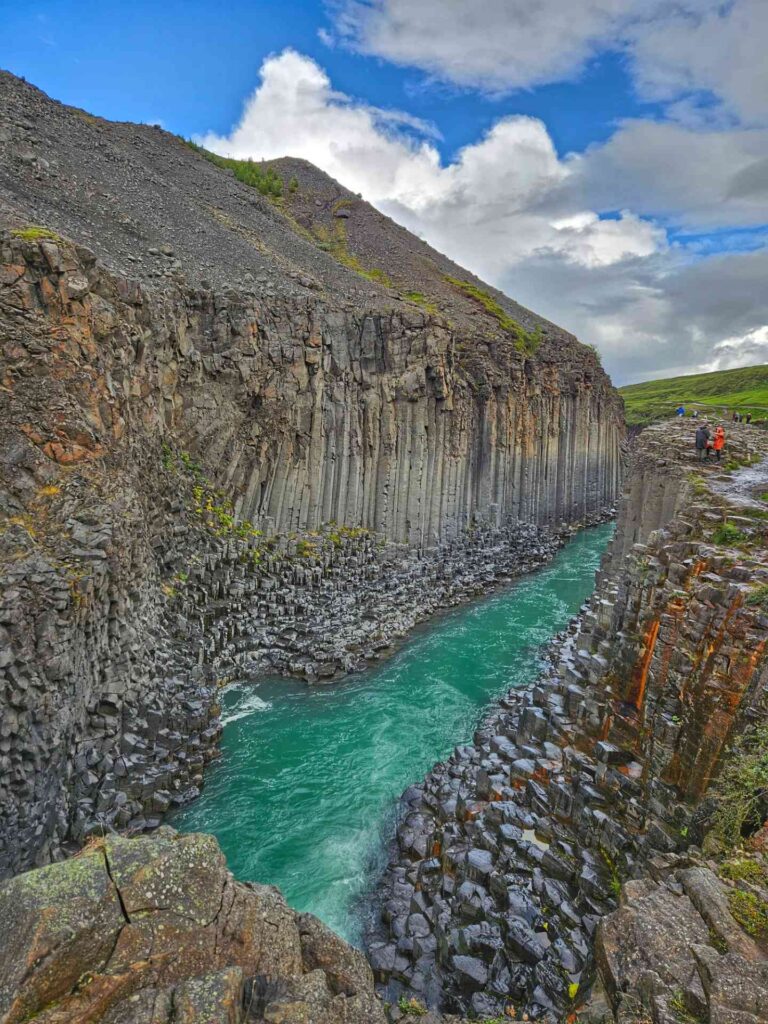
[371,420,768,1021]
[0,236,620,879]
[0,71,621,884]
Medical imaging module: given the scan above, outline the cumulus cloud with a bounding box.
[201,50,663,278]
[329,0,747,108]
[571,120,768,229]
[201,49,768,385]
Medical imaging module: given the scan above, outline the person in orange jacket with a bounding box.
[713,424,726,461]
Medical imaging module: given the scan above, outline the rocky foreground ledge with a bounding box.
[369,420,768,1023]
[0,827,389,1024]
[0,827,483,1024]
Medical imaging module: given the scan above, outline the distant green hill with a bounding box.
[619,364,768,427]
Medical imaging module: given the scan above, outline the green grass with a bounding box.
[11,225,63,242]
[184,139,284,197]
[311,219,392,286]
[397,996,427,1016]
[708,722,768,850]
[444,276,542,354]
[712,521,746,546]
[403,290,439,316]
[728,889,768,939]
[620,364,768,427]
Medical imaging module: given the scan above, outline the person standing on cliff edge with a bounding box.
[695,422,711,461]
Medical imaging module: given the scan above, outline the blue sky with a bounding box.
[2,1,660,159]
[2,0,768,384]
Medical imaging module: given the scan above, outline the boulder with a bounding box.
[0,828,387,1024]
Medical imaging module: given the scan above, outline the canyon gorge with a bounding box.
[0,71,766,1024]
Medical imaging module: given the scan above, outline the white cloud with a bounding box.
[571,119,768,229]
[201,49,663,278]
[705,325,768,372]
[201,49,768,386]
[330,1,768,129]
[331,0,639,91]
[629,0,768,126]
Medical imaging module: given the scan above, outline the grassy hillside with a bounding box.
[620,364,768,427]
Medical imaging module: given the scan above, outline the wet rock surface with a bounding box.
[369,421,768,1020]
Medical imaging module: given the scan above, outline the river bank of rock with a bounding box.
[0,71,622,880]
[369,420,768,1022]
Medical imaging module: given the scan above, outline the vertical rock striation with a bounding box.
[0,69,622,882]
[370,421,768,1020]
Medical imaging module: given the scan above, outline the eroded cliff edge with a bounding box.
[0,71,622,880]
[370,420,768,1022]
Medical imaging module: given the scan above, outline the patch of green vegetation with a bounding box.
[746,583,768,608]
[585,342,602,364]
[708,926,728,953]
[719,857,768,885]
[669,990,704,1024]
[712,521,746,546]
[687,472,708,497]
[191,483,263,542]
[444,276,541,354]
[288,176,299,193]
[728,889,768,939]
[327,524,369,548]
[311,219,392,286]
[708,722,768,850]
[619,363,768,427]
[184,139,284,197]
[397,996,428,1016]
[162,443,263,547]
[599,847,622,898]
[403,290,440,316]
[11,225,63,242]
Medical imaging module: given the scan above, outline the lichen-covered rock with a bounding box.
[589,860,768,1024]
[0,828,388,1024]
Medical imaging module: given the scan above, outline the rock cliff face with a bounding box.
[370,421,768,1021]
[0,72,622,881]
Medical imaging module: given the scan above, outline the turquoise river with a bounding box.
[175,523,613,945]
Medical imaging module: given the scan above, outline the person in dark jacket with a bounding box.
[695,423,711,461]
